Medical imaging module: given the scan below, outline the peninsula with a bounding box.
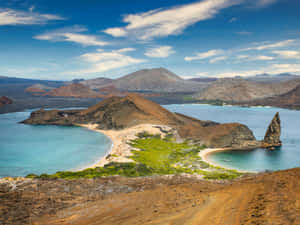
[22,94,281,172]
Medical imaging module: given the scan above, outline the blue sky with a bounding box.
[0,0,299,80]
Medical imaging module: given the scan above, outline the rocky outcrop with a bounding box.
[263,112,281,147]
[22,94,280,149]
[0,96,13,107]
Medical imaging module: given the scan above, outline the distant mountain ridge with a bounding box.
[243,73,300,83]
[80,77,113,90]
[44,83,99,98]
[1,68,300,109]
[81,68,207,93]
[194,78,300,102]
[25,84,55,93]
[240,84,300,109]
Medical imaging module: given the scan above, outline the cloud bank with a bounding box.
[68,48,146,74]
[144,46,175,58]
[35,26,108,46]
[0,8,64,25]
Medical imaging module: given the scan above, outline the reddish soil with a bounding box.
[25,87,46,93]
[1,168,300,225]
[0,96,13,107]
[44,83,99,98]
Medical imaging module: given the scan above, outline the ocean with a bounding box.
[165,104,300,172]
[1,104,300,177]
[0,110,111,177]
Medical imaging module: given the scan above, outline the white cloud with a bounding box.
[104,28,127,37]
[69,48,146,74]
[185,49,224,61]
[234,31,252,35]
[236,55,250,59]
[269,64,300,74]
[103,0,242,40]
[272,50,300,59]
[242,39,296,51]
[235,54,273,62]
[35,26,108,46]
[0,8,64,25]
[29,6,35,13]
[229,17,237,23]
[209,56,227,64]
[254,55,273,60]
[144,46,175,58]
[253,0,278,8]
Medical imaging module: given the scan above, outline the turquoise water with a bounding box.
[0,111,111,177]
[165,104,300,172]
[1,104,300,177]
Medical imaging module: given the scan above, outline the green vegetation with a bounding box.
[26,132,243,180]
[182,95,196,102]
[182,96,234,106]
[198,99,232,106]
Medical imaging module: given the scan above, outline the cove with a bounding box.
[165,104,300,172]
[0,110,111,177]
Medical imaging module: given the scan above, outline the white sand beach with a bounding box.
[77,123,173,168]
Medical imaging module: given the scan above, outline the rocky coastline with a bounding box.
[22,93,281,150]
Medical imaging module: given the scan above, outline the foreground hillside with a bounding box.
[1,167,300,225]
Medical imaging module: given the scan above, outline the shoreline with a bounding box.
[76,123,254,173]
[75,123,174,169]
[199,148,257,173]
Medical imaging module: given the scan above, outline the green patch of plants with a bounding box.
[26,162,155,179]
[201,171,241,180]
[182,95,195,102]
[26,132,244,180]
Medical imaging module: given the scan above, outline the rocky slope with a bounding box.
[22,94,279,149]
[240,84,300,109]
[43,83,99,98]
[1,167,300,225]
[194,78,300,102]
[25,84,54,94]
[0,96,13,107]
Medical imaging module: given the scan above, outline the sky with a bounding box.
[0,0,299,80]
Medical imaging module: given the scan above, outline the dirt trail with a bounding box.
[34,169,300,225]
[1,168,300,225]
